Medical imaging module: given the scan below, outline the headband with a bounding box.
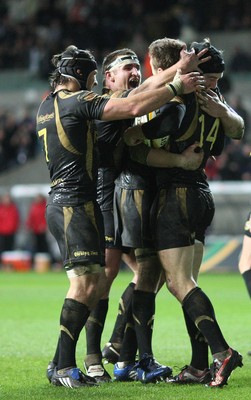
[106,55,140,71]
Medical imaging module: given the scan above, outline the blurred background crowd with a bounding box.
[1,0,251,70]
[1,0,251,179]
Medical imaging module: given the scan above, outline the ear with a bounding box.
[76,68,83,77]
[105,70,115,82]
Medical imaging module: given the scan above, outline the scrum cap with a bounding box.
[57,47,97,90]
[191,40,225,73]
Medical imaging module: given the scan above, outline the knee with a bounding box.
[105,264,120,284]
[166,278,179,298]
[165,275,186,302]
[136,270,161,292]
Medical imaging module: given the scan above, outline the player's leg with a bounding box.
[46,202,106,388]
[102,250,138,364]
[132,248,161,358]
[84,246,122,381]
[113,185,171,382]
[239,235,251,295]
[84,170,121,380]
[156,187,242,387]
[172,242,210,384]
[238,213,251,356]
[239,212,251,297]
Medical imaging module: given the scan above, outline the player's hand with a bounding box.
[123,125,145,146]
[197,89,226,117]
[173,69,205,95]
[180,143,204,170]
[179,46,211,73]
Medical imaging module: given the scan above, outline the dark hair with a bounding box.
[190,38,225,73]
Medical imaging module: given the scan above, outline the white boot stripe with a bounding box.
[59,377,73,388]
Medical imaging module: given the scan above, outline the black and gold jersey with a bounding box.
[96,89,132,171]
[146,91,227,189]
[115,111,159,190]
[168,92,225,159]
[36,89,109,205]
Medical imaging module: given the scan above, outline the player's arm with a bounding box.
[197,89,244,140]
[130,47,210,94]
[102,71,204,121]
[129,143,203,170]
[124,102,185,146]
[218,105,244,140]
[124,99,203,170]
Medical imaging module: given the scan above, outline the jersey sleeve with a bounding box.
[75,91,110,120]
[128,143,151,165]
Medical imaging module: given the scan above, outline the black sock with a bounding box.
[132,290,155,358]
[85,298,109,363]
[242,270,251,298]
[110,282,135,346]
[119,302,137,363]
[58,298,90,370]
[182,287,228,355]
[52,338,60,365]
[182,307,209,370]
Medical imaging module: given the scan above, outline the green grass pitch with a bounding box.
[1,269,250,400]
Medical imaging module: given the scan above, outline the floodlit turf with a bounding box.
[1,269,250,400]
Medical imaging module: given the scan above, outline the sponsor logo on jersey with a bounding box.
[74,250,99,257]
[37,113,54,124]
